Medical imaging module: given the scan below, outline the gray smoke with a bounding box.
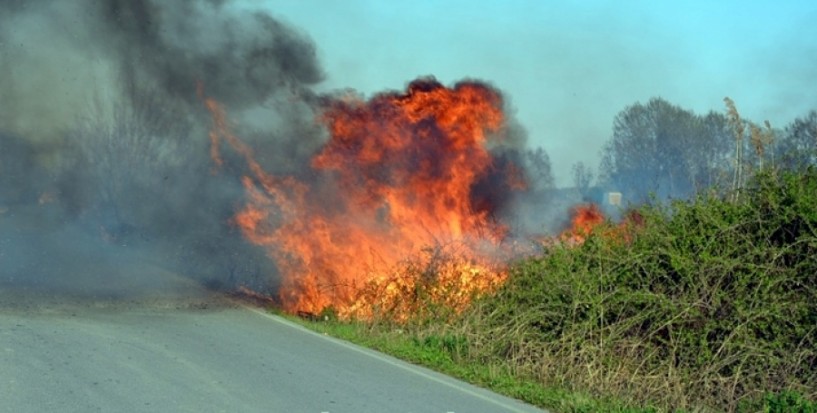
[100,0,323,109]
[0,0,558,304]
[0,0,325,301]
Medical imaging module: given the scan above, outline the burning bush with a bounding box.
[342,243,508,323]
[205,77,528,318]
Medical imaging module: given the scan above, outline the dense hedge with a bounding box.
[470,168,817,411]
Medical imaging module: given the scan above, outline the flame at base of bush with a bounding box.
[558,204,644,246]
[560,204,605,244]
[341,244,508,322]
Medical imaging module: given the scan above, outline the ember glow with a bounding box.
[205,78,524,319]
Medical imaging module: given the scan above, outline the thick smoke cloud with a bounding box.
[100,0,324,109]
[0,0,324,143]
[0,0,325,300]
[0,0,550,303]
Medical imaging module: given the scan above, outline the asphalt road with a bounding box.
[0,293,545,413]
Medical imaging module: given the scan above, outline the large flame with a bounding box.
[205,78,523,319]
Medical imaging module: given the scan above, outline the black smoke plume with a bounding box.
[0,0,325,300]
[100,0,323,109]
[0,0,549,304]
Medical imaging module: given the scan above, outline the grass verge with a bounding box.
[287,315,659,412]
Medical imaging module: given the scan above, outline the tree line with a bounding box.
[592,98,816,204]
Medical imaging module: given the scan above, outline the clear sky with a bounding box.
[249,0,817,185]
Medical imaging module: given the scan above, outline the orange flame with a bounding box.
[560,204,605,244]
[558,204,645,246]
[204,78,523,319]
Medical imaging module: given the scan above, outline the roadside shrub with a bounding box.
[738,390,817,413]
[463,168,817,411]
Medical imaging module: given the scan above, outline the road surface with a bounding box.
[0,292,545,413]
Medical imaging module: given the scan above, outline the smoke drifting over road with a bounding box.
[0,0,537,304]
[0,0,329,298]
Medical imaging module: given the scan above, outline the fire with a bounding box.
[558,204,645,246]
[344,244,508,322]
[205,78,522,319]
[561,204,605,244]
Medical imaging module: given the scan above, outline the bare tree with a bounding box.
[62,86,198,242]
[572,161,594,200]
[523,147,555,193]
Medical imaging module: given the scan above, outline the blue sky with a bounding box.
[253,0,817,185]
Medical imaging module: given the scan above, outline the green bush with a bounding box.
[464,168,817,411]
[738,390,817,413]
